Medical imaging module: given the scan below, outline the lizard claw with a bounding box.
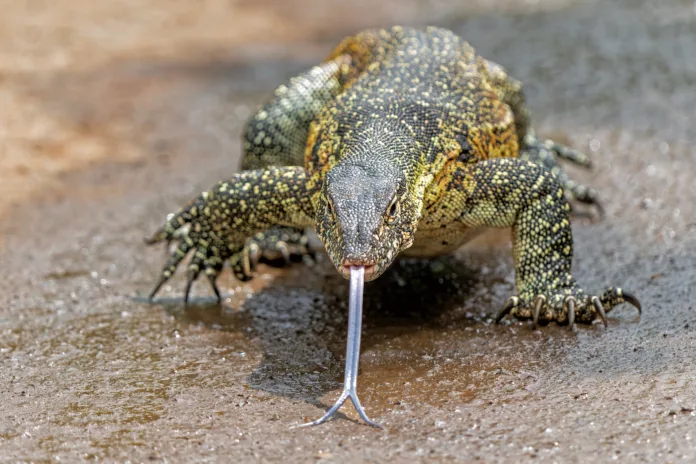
[183,268,198,306]
[496,287,641,328]
[532,295,546,329]
[541,138,593,169]
[148,275,168,301]
[600,287,641,314]
[145,191,240,302]
[591,296,608,327]
[206,267,223,302]
[495,296,519,323]
[565,296,576,331]
[244,227,313,268]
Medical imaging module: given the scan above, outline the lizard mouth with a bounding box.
[339,261,378,280]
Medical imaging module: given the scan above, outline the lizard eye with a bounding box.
[386,198,399,223]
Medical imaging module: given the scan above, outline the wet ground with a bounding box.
[1,0,695,461]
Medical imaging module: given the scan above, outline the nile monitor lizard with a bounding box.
[146,28,642,331]
[144,26,641,427]
[146,25,639,327]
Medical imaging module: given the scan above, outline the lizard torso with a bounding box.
[148,24,639,336]
[305,26,518,257]
[146,25,641,428]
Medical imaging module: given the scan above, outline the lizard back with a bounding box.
[305,26,518,179]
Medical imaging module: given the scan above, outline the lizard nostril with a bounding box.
[339,260,377,278]
[341,259,376,268]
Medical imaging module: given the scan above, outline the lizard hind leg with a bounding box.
[519,133,604,217]
[245,226,315,269]
[483,59,603,217]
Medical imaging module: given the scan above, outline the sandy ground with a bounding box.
[1,0,695,462]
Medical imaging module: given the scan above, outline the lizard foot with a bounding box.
[245,227,315,268]
[496,287,641,330]
[145,192,250,304]
[520,133,604,218]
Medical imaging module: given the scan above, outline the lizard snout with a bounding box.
[339,259,377,280]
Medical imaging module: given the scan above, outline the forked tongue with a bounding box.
[297,266,383,428]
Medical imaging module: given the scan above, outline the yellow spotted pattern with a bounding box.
[147,26,636,325]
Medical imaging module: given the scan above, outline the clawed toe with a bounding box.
[590,296,608,327]
[531,295,546,329]
[148,275,168,301]
[144,195,233,302]
[521,134,604,219]
[245,227,312,268]
[496,287,641,329]
[495,296,519,323]
[545,139,593,169]
[567,184,605,219]
[207,272,222,302]
[623,293,641,313]
[566,297,576,329]
[601,287,641,314]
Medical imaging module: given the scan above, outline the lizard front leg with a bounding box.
[235,57,352,273]
[443,158,640,328]
[145,166,315,302]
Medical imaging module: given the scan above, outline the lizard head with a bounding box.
[316,161,420,281]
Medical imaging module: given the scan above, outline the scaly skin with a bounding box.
[146,26,640,327]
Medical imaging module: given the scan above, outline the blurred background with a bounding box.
[1,0,693,226]
[1,0,695,462]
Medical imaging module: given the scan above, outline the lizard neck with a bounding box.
[340,120,423,177]
[339,121,430,241]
